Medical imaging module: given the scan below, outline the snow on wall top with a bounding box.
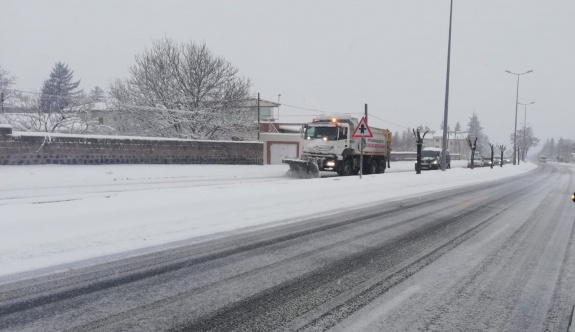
[10,131,262,144]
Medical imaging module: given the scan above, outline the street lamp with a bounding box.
[518,101,534,162]
[505,69,533,165]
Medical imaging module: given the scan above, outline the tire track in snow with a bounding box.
[171,172,549,331]
[0,166,552,331]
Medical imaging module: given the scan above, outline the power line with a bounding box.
[8,88,414,130]
[368,114,410,130]
[280,102,410,130]
[280,103,363,117]
[279,103,331,114]
[5,88,96,101]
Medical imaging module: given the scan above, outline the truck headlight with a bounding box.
[326,161,336,167]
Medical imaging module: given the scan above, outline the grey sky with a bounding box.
[2,0,574,148]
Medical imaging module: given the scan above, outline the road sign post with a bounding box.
[360,140,363,179]
[352,117,373,179]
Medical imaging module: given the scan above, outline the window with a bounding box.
[305,126,338,140]
[259,107,272,120]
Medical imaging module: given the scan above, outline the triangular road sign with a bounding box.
[352,117,373,138]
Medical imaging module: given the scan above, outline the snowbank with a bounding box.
[0,161,537,279]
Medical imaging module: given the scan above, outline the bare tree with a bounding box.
[0,66,16,93]
[413,128,429,174]
[5,92,113,134]
[466,136,478,169]
[5,94,65,132]
[0,66,17,117]
[489,143,495,169]
[510,126,539,161]
[497,145,506,167]
[2,62,108,133]
[109,38,253,140]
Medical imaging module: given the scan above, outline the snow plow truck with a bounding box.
[283,115,392,178]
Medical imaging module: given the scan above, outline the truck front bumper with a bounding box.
[301,154,340,171]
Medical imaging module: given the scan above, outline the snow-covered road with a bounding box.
[0,160,528,278]
[334,163,575,331]
[1,162,574,331]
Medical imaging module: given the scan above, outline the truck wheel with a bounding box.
[337,159,353,176]
[367,159,377,174]
[376,159,385,173]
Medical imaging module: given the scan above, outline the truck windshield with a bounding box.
[422,150,440,158]
[305,126,339,141]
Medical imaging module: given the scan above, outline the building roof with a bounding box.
[64,101,112,112]
[243,98,280,108]
[277,125,302,133]
[430,130,469,139]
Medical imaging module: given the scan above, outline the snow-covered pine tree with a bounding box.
[467,112,490,156]
[89,86,106,102]
[40,62,83,112]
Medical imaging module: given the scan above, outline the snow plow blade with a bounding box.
[283,159,320,179]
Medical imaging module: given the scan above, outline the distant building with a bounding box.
[423,130,472,160]
[241,97,280,122]
[227,98,282,141]
[69,101,115,126]
[240,98,308,164]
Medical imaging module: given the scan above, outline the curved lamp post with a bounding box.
[505,69,533,165]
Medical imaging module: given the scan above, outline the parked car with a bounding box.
[539,156,547,163]
[493,157,502,166]
[467,156,484,168]
[483,157,493,167]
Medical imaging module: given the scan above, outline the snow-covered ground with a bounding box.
[0,161,536,279]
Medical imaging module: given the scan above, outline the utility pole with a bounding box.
[277,94,281,121]
[441,0,454,172]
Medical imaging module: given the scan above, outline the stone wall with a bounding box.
[0,130,263,165]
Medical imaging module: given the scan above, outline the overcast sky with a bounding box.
[2,0,574,148]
